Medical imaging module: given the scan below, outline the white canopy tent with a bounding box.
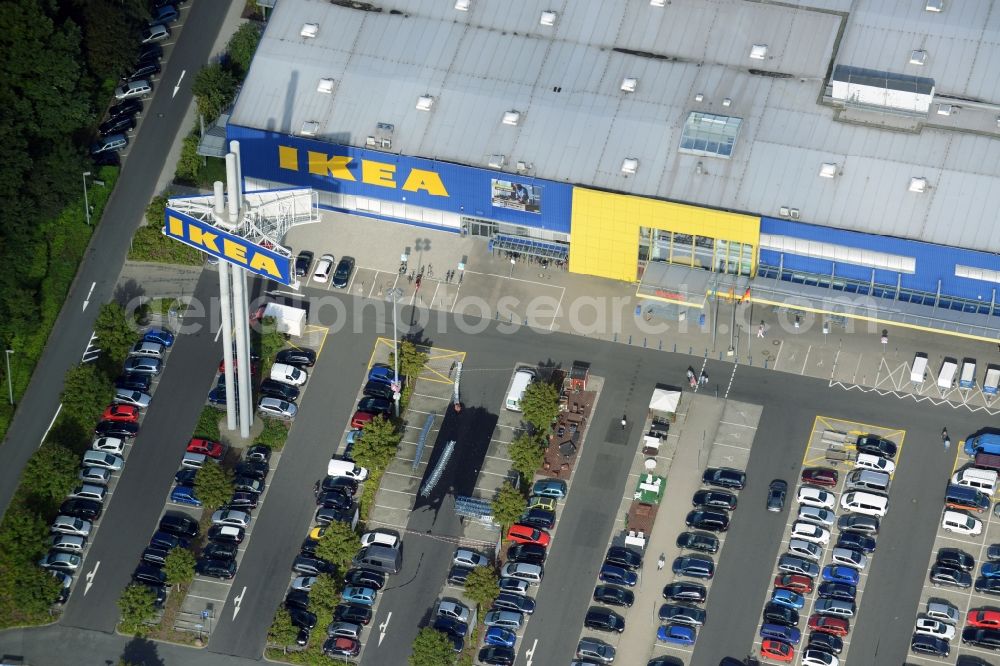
[649,388,680,414]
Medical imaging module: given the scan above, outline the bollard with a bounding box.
[658,340,662,351]
[719,352,723,361]
[673,343,677,353]
[688,346,693,355]
[628,335,632,345]
[614,333,618,343]
[704,349,708,358]
[764,359,769,369]
[643,338,647,348]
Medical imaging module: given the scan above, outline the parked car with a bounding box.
[797,486,836,509]
[767,479,788,511]
[807,631,842,654]
[836,531,876,554]
[605,546,642,570]
[276,348,317,367]
[818,582,856,602]
[203,541,238,561]
[94,421,139,439]
[332,256,355,288]
[822,566,859,586]
[159,513,199,538]
[594,584,635,607]
[313,254,335,282]
[914,617,956,640]
[657,623,696,646]
[333,604,371,625]
[658,603,706,626]
[294,251,314,278]
[38,551,82,572]
[774,574,813,595]
[211,509,251,529]
[837,513,879,534]
[258,396,297,419]
[576,637,616,663]
[761,639,794,662]
[531,478,567,499]
[81,450,124,471]
[968,609,1000,629]
[108,99,143,120]
[693,489,737,510]
[672,555,714,579]
[508,543,546,565]
[702,467,746,489]
[684,509,729,532]
[91,436,125,455]
[140,24,170,43]
[771,588,805,610]
[478,646,516,666]
[170,485,202,507]
[910,634,949,657]
[187,438,224,458]
[341,586,377,606]
[99,115,136,137]
[196,558,237,579]
[506,524,551,547]
[447,565,473,586]
[113,388,151,409]
[675,531,719,553]
[599,563,638,586]
[661,581,706,604]
[323,636,361,658]
[492,591,535,615]
[127,60,160,81]
[123,357,162,375]
[930,564,973,588]
[115,373,151,392]
[938,547,975,571]
[801,467,838,487]
[855,434,897,458]
[519,508,555,530]
[584,606,625,633]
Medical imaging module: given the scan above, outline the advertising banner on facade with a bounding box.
[491,179,542,214]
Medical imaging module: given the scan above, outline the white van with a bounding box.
[942,509,983,536]
[847,469,891,493]
[839,491,888,517]
[950,467,998,495]
[327,458,369,481]
[505,368,536,412]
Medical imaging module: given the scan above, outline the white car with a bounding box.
[436,599,471,624]
[830,547,868,570]
[453,548,489,569]
[211,509,251,529]
[258,396,297,420]
[270,363,307,387]
[291,576,316,592]
[51,515,92,537]
[313,254,334,283]
[942,509,982,536]
[787,538,823,561]
[790,521,830,545]
[854,453,895,474]
[797,505,836,526]
[91,436,125,455]
[81,450,124,471]
[360,531,399,549]
[914,616,956,640]
[802,650,839,666]
[796,485,836,510]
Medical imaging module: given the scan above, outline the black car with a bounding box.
[363,380,394,400]
[593,584,634,607]
[605,545,642,570]
[837,513,879,534]
[59,498,102,521]
[316,490,353,510]
[662,581,707,603]
[672,555,714,579]
[817,582,856,602]
[911,634,949,657]
[226,491,259,511]
[962,627,1000,649]
[133,563,167,586]
[235,460,269,481]
[233,476,265,495]
[174,468,197,487]
[975,577,1000,595]
[684,510,729,532]
[294,251,314,278]
[207,525,245,544]
[767,479,788,512]
[855,434,897,458]
[276,348,317,368]
[137,42,163,62]
[333,603,372,625]
[285,589,310,611]
[762,603,798,627]
[658,603,707,626]
[245,444,272,464]
[316,475,358,497]
[99,115,135,137]
[692,489,738,511]
[149,530,188,551]
[292,555,335,576]
[988,544,1000,561]
[344,568,386,591]
[259,379,299,402]
[141,547,170,567]
[95,421,139,439]
[357,396,392,416]
[519,508,555,530]
[508,543,547,565]
[203,541,238,561]
[315,505,356,525]
[702,467,746,490]
[808,631,843,654]
[159,513,199,539]
[331,257,355,289]
[300,537,320,557]
[196,557,236,579]
[127,61,160,81]
[290,607,318,630]
[447,565,473,586]
[478,646,516,666]
[675,531,719,553]
[492,591,536,615]
[584,606,625,633]
[115,373,150,392]
[137,581,167,608]
[837,531,876,554]
[108,99,143,120]
[433,616,465,652]
[937,547,975,571]
[930,563,972,588]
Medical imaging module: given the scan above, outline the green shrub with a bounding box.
[128,223,204,265]
[255,417,289,451]
[194,406,221,441]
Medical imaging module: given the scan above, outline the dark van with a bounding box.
[944,484,990,513]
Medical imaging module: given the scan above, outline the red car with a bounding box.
[773,574,813,595]
[968,609,1000,629]
[187,438,224,459]
[506,524,551,547]
[760,638,794,662]
[101,404,140,423]
[218,359,259,375]
[808,614,849,637]
[351,411,375,429]
[801,467,838,488]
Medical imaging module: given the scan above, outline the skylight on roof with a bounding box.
[679,112,742,159]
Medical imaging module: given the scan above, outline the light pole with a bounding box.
[82,172,92,226]
[5,349,13,406]
[387,287,404,416]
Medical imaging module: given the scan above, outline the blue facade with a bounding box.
[227,125,572,234]
[760,217,1000,306]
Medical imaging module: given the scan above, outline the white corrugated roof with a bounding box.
[231,0,1000,253]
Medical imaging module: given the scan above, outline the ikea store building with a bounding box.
[228,0,1000,339]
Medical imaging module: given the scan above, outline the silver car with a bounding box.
[81,450,124,471]
[68,484,107,503]
[114,388,151,408]
[577,637,616,664]
[49,534,86,554]
[92,436,125,455]
[79,467,111,486]
[326,621,362,639]
[51,515,92,537]
[257,396,297,420]
[38,551,82,572]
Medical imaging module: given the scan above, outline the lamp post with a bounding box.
[5,349,13,406]
[82,172,92,226]
[387,287,404,416]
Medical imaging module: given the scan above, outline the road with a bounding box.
[0,0,234,520]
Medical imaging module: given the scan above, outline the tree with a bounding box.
[194,462,234,510]
[118,583,158,636]
[397,340,428,381]
[21,443,79,508]
[226,22,262,80]
[408,626,457,666]
[192,63,238,123]
[353,415,401,472]
[520,380,560,432]
[508,432,546,482]
[308,573,341,616]
[491,481,527,531]
[464,566,499,611]
[267,607,299,650]
[60,363,113,427]
[94,302,139,369]
[314,520,361,572]
[0,504,49,562]
[163,547,196,589]
[174,132,202,184]
[79,0,147,80]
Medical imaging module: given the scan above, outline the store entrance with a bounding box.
[462,217,498,238]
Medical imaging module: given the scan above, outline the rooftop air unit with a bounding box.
[488,154,506,169]
[502,111,521,126]
[365,136,376,147]
[621,78,637,93]
[925,0,943,11]
[317,78,335,94]
[300,23,319,38]
[455,0,470,10]
[621,158,638,175]
[540,11,557,26]
[909,177,928,193]
[650,0,666,5]
[819,163,838,178]
[909,50,927,66]
[300,121,319,136]
[416,96,435,111]
[750,44,768,60]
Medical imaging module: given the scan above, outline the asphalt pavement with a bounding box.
[0,0,234,520]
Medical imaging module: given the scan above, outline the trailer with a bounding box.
[825,445,856,463]
[960,359,977,389]
[985,365,1000,398]
[251,302,306,337]
[938,358,957,390]
[910,353,928,384]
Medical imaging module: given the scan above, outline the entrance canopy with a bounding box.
[490,234,568,262]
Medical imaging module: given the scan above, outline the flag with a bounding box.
[740,287,751,303]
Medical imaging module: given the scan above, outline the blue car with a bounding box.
[340,586,377,606]
[982,562,1000,579]
[770,588,805,610]
[484,626,517,648]
[599,563,638,587]
[822,565,859,586]
[144,327,175,347]
[208,387,228,406]
[367,364,399,386]
[170,485,202,507]
[759,623,801,645]
[657,623,696,646]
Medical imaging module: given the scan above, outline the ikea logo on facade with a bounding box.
[278,145,450,197]
[164,210,293,285]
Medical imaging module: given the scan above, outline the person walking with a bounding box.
[621,414,627,430]
[699,370,708,386]
[757,321,765,338]
[657,553,665,570]
[942,428,951,450]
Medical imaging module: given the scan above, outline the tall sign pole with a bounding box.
[213,182,237,431]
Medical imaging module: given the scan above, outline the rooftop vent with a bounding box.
[925,0,943,11]
[516,161,533,172]
[621,158,638,175]
[488,154,506,169]
[749,44,768,60]
[694,93,704,102]
[819,163,838,178]
[789,208,800,220]
[317,78,335,94]
[540,11,557,26]
[300,23,319,38]
[779,206,790,217]
[416,95,435,111]
[455,0,470,10]
[909,177,928,193]
[722,98,732,107]
[365,136,376,147]
[502,111,521,126]
[300,121,319,136]
[909,50,927,66]
[380,138,391,149]
[936,103,954,116]
[650,0,666,5]
[621,77,637,93]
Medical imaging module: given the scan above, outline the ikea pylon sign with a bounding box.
[164,209,293,285]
